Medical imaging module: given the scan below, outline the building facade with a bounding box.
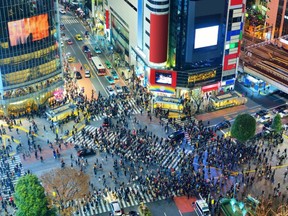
[266,0,288,39]
[105,0,246,98]
[0,0,63,116]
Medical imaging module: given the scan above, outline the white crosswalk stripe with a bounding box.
[61,18,80,24]
[72,185,169,216]
[1,155,25,198]
[89,99,142,122]
[67,125,192,171]
[67,125,189,215]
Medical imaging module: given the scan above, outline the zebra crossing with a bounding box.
[0,155,25,198]
[67,124,192,171]
[73,184,168,216]
[61,18,80,24]
[90,98,142,121]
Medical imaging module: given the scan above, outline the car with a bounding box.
[107,85,116,96]
[255,109,268,118]
[259,114,272,123]
[82,45,90,53]
[102,117,112,127]
[122,86,130,94]
[105,60,112,69]
[105,76,115,84]
[111,70,119,80]
[168,130,185,142]
[273,105,288,114]
[85,70,91,78]
[60,41,64,47]
[66,39,73,45]
[109,201,122,216]
[215,120,231,130]
[77,148,96,157]
[279,109,288,118]
[114,84,123,93]
[60,24,65,30]
[75,71,82,79]
[125,211,140,216]
[95,47,102,54]
[67,56,75,63]
[75,34,83,41]
[59,9,66,14]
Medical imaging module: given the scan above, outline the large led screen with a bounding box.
[155,72,172,85]
[194,26,219,49]
[8,14,49,46]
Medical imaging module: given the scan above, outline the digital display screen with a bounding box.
[155,72,172,85]
[8,14,49,46]
[194,25,219,49]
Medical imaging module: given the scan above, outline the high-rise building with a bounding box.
[103,0,246,97]
[0,0,63,116]
[266,0,288,39]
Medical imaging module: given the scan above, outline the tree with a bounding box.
[190,90,204,114]
[271,113,282,134]
[41,167,90,215]
[231,113,256,142]
[14,174,54,216]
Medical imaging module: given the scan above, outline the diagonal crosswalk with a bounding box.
[66,124,194,215]
[66,125,191,171]
[0,155,25,198]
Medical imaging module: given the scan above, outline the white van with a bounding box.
[195,200,211,216]
[85,70,91,78]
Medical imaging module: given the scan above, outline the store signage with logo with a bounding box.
[188,70,216,83]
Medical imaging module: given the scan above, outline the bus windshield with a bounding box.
[91,56,106,76]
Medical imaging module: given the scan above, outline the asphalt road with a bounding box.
[60,11,111,97]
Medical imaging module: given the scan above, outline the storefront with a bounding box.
[201,82,220,95]
[210,92,247,110]
[153,96,183,113]
[220,78,235,92]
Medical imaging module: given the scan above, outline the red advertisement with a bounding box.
[149,69,177,88]
[8,13,49,46]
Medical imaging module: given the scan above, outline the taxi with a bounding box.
[67,56,75,63]
[75,34,83,41]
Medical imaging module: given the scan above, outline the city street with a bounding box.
[2,4,288,216]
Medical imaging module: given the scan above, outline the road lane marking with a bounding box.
[64,24,109,97]
[178,210,183,216]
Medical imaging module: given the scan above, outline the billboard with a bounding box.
[155,72,172,85]
[194,26,219,49]
[8,14,49,46]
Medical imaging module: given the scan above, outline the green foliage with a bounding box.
[271,114,282,133]
[14,174,54,216]
[231,113,256,142]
